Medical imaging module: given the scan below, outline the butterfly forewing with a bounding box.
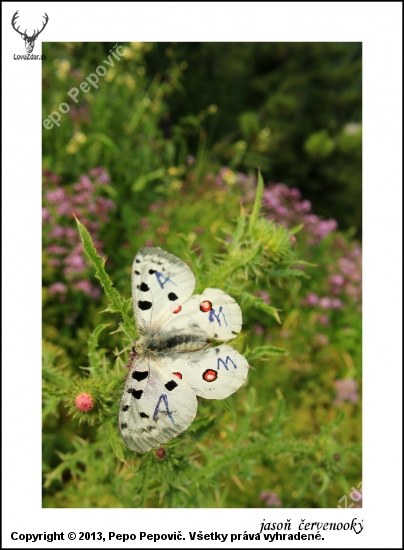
[132,247,195,335]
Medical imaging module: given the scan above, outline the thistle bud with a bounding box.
[156,448,166,459]
[75,392,94,412]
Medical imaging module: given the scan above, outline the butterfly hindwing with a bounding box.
[132,247,195,335]
[119,354,198,452]
[166,345,249,400]
[166,288,242,342]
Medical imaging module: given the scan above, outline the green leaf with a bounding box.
[42,387,66,397]
[317,470,330,496]
[270,268,309,278]
[289,223,304,235]
[335,473,352,497]
[248,170,264,235]
[188,416,217,440]
[244,345,287,362]
[85,132,120,153]
[132,167,165,192]
[74,216,133,329]
[267,397,286,436]
[304,130,335,159]
[238,290,282,323]
[218,399,237,427]
[228,206,246,251]
[88,324,110,370]
[105,421,127,464]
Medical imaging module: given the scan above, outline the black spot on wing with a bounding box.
[122,405,130,412]
[128,389,143,399]
[149,269,156,274]
[135,259,140,263]
[139,412,149,419]
[132,370,148,381]
[134,270,140,275]
[165,380,178,391]
[138,300,152,311]
[137,282,150,292]
[120,422,128,429]
[168,292,178,301]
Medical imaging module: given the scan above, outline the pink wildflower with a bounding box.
[334,379,359,404]
[75,392,94,412]
[253,324,264,335]
[329,274,344,286]
[48,282,67,295]
[45,188,66,204]
[74,280,93,296]
[259,491,282,507]
[319,297,333,309]
[304,293,319,306]
[42,208,52,223]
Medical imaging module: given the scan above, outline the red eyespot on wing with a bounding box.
[203,369,217,382]
[173,305,182,314]
[173,372,182,379]
[200,300,212,312]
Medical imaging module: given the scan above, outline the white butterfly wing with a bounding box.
[164,345,249,400]
[132,247,195,335]
[165,288,242,342]
[119,354,198,452]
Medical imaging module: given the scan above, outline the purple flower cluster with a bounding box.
[302,242,362,313]
[48,282,68,296]
[262,183,338,245]
[334,379,359,404]
[262,180,362,313]
[212,169,342,247]
[43,168,114,301]
[333,247,362,306]
[302,293,343,310]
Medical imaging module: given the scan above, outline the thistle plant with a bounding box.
[43,171,361,508]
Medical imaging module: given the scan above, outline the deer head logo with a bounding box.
[11,11,49,53]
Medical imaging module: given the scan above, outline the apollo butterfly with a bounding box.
[118,247,249,452]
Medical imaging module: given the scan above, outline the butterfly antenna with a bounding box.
[112,317,135,360]
[113,317,133,341]
[113,344,133,360]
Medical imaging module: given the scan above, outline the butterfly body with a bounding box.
[135,332,210,354]
[119,246,249,452]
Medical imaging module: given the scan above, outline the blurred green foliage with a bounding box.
[42,42,362,508]
[146,42,362,233]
